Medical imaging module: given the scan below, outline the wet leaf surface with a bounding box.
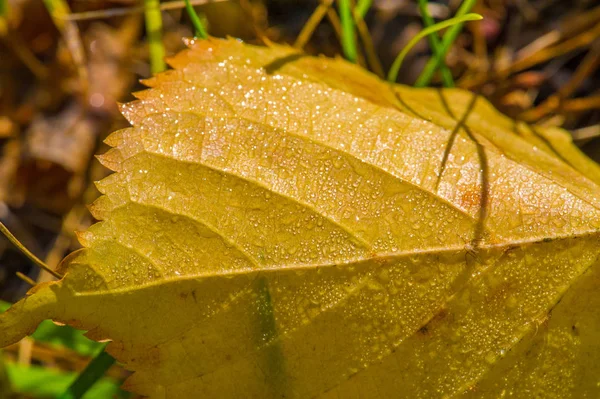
[1,38,599,398]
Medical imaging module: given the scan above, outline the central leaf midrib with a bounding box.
[79,220,600,298]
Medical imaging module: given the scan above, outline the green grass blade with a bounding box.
[387,13,482,83]
[144,0,166,74]
[354,0,372,19]
[0,1,7,36]
[7,362,127,399]
[417,0,454,87]
[57,345,116,399]
[0,0,7,17]
[338,0,357,62]
[2,301,119,398]
[415,0,478,87]
[184,0,208,39]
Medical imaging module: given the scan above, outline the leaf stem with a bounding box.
[0,221,62,279]
[417,0,454,87]
[387,13,482,83]
[338,0,357,62]
[57,345,116,399]
[414,0,478,87]
[184,0,208,39]
[144,0,166,74]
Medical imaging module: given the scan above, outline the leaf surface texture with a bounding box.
[1,38,599,398]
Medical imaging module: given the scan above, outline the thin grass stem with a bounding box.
[354,0,372,19]
[414,0,477,87]
[42,0,87,92]
[2,34,49,80]
[15,272,36,287]
[295,0,333,49]
[184,0,208,39]
[0,0,8,33]
[57,345,116,399]
[388,13,482,83]
[65,0,228,21]
[338,0,357,62]
[0,222,62,279]
[417,0,454,87]
[326,7,343,46]
[144,0,166,74]
[353,8,384,77]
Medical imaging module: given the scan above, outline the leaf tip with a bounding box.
[96,149,123,172]
[0,285,58,348]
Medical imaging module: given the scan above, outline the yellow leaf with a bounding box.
[1,38,599,398]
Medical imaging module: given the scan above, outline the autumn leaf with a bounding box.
[1,38,600,398]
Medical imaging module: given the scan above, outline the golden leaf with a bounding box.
[1,38,599,398]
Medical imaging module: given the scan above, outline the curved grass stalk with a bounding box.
[387,13,482,83]
[415,0,478,87]
[417,0,454,87]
